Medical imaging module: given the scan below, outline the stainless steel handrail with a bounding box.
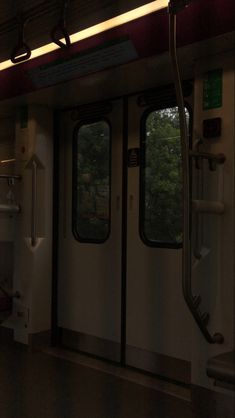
[168,4,223,344]
[31,160,37,247]
[0,174,21,181]
[190,151,226,171]
[0,204,21,214]
[190,151,226,164]
[192,200,225,215]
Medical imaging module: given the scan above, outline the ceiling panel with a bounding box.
[0,1,156,62]
[0,0,48,22]
[0,1,156,30]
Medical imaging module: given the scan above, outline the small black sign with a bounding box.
[128,148,140,168]
[203,117,222,138]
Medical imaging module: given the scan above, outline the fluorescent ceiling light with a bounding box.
[0,0,168,71]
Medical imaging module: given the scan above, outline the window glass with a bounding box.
[73,120,111,242]
[140,107,190,246]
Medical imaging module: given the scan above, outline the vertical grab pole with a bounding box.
[168,11,191,305]
[31,160,37,247]
[168,3,223,343]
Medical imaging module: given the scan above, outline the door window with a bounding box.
[73,120,111,243]
[140,107,190,247]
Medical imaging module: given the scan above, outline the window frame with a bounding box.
[139,102,192,249]
[72,117,112,244]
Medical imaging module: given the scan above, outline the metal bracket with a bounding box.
[185,292,224,344]
[168,0,195,14]
[0,174,22,186]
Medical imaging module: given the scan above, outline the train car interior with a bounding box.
[0,0,234,417]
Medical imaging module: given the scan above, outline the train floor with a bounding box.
[0,341,193,418]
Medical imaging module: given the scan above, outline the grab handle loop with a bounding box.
[51,0,71,49]
[51,25,71,49]
[11,15,31,64]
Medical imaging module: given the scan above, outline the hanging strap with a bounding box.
[51,0,71,49]
[11,14,31,64]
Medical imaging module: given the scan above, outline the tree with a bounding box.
[74,108,188,244]
[75,120,110,240]
[143,107,187,244]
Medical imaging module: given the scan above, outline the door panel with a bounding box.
[57,92,193,381]
[58,100,123,361]
[126,95,192,383]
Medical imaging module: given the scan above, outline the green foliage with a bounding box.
[143,107,185,244]
[77,121,110,181]
[74,108,187,244]
[75,121,110,241]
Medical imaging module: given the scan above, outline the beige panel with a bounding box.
[126,95,193,365]
[58,100,123,344]
[13,106,53,344]
[0,116,16,242]
[191,50,235,391]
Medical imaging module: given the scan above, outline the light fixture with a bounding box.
[0,0,168,71]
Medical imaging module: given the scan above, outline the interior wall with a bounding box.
[0,116,16,328]
[13,106,53,344]
[192,50,235,391]
[0,115,16,242]
[0,24,233,394]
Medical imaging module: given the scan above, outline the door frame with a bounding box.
[51,82,193,382]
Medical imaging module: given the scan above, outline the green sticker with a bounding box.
[203,69,223,110]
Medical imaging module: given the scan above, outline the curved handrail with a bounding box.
[168,5,223,344]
